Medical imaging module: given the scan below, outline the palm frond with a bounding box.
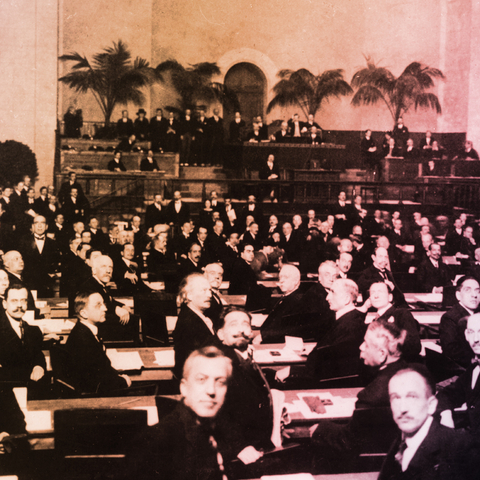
[413,93,442,114]
[351,85,385,107]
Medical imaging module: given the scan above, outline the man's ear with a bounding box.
[179,378,187,398]
[217,328,225,342]
[427,395,438,415]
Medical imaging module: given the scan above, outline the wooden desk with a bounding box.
[365,310,444,325]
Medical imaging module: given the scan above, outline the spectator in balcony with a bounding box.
[361,129,378,181]
[107,151,127,172]
[392,116,409,151]
[288,113,305,138]
[164,111,180,153]
[63,106,82,138]
[259,154,279,202]
[419,130,434,155]
[133,108,149,140]
[384,137,401,158]
[140,149,160,172]
[208,108,224,167]
[271,121,289,142]
[116,110,134,139]
[150,108,167,152]
[404,138,419,160]
[307,126,322,145]
[58,171,85,206]
[305,113,321,132]
[180,108,196,166]
[116,134,137,153]
[229,111,245,144]
[455,140,479,160]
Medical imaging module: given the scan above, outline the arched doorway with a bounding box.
[224,63,267,138]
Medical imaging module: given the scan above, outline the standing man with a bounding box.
[133,108,149,141]
[208,108,224,167]
[150,108,167,152]
[179,108,195,166]
[166,191,191,231]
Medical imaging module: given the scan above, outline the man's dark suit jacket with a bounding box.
[116,118,134,138]
[0,311,46,383]
[228,258,257,295]
[439,303,474,368]
[357,265,407,307]
[140,157,159,172]
[312,359,407,459]
[303,308,367,381]
[177,257,202,284]
[260,289,318,343]
[58,180,85,206]
[165,200,190,227]
[107,159,127,172]
[378,420,474,480]
[61,196,89,224]
[172,304,215,379]
[112,258,150,296]
[436,363,480,433]
[376,306,421,361]
[0,386,26,434]
[445,229,464,256]
[416,258,452,293]
[273,130,289,142]
[20,235,60,297]
[300,282,335,341]
[64,321,128,394]
[145,203,167,230]
[128,402,239,480]
[60,249,91,297]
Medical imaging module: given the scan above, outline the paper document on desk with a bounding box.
[251,314,268,327]
[153,350,175,367]
[24,411,53,432]
[106,349,144,371]
[295,392,356,419]
[253,348,304,364]
[261,474,314,479]
[412,293,442,303]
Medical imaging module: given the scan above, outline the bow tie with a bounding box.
[472,357,480,366]
[35,235,45,240]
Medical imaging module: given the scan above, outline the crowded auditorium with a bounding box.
[1,1,480,479]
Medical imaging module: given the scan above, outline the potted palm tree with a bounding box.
[59,40,155,138]
[154,60,239,113]
[351,56,445,127]
[266,68,352,118]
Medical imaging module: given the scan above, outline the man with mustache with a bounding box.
[437,313,480,435]
[379,365,474,480]
[216,306,271,457]
[0,286,46,383]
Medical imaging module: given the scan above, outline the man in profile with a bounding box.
[64,291,131,394]
[378,365,473,480]
[129,346,258,479]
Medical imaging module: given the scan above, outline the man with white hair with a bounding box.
[173,273,216,378]
[278,278,367,383]
[259,264,311,343]
[309,320,408,470]
[77,255,135,342]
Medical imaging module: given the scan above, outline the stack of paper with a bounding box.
[153,350,175,367]
[106,349,144,371]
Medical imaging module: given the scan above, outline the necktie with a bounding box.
[208,435,229,480]
[395,440,407,468]
[471,357,480,366]
[19,320,25,344]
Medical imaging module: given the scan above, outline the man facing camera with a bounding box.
[128,346,253,479]
[0,286,46,384]
[64,291,131,394]
[378,365,474,480]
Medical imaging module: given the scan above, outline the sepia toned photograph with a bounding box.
[0,1,479,479]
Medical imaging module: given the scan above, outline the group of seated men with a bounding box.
[3,176,480,477]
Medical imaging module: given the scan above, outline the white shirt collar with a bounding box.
[402,416,434,471]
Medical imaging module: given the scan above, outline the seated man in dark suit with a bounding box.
[217,307,273,453]
[173,273,217,378]
[416,242,453,293]
[357,246,407,307]
[107,151,127,172]
[0,286,46,384]
[378,365,474,480]
[228,243,258,295]
[310,320,408,471]
[259,264,315,343]
[128,346,257,480]
[112,243,151,296]
[277,279,367,383]
[64,291,132,394]
[177,242,203,282]
[77,255,135,342]
[440,276,480,369]
[362,281,421,361]
[437,313,480,435]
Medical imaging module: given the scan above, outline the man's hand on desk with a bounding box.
[116,306,131,325]
[237,446,264,464]
[30,365,45,382]
[125,272,138,284]
[275,366,290,383]
[120,374,132,387]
